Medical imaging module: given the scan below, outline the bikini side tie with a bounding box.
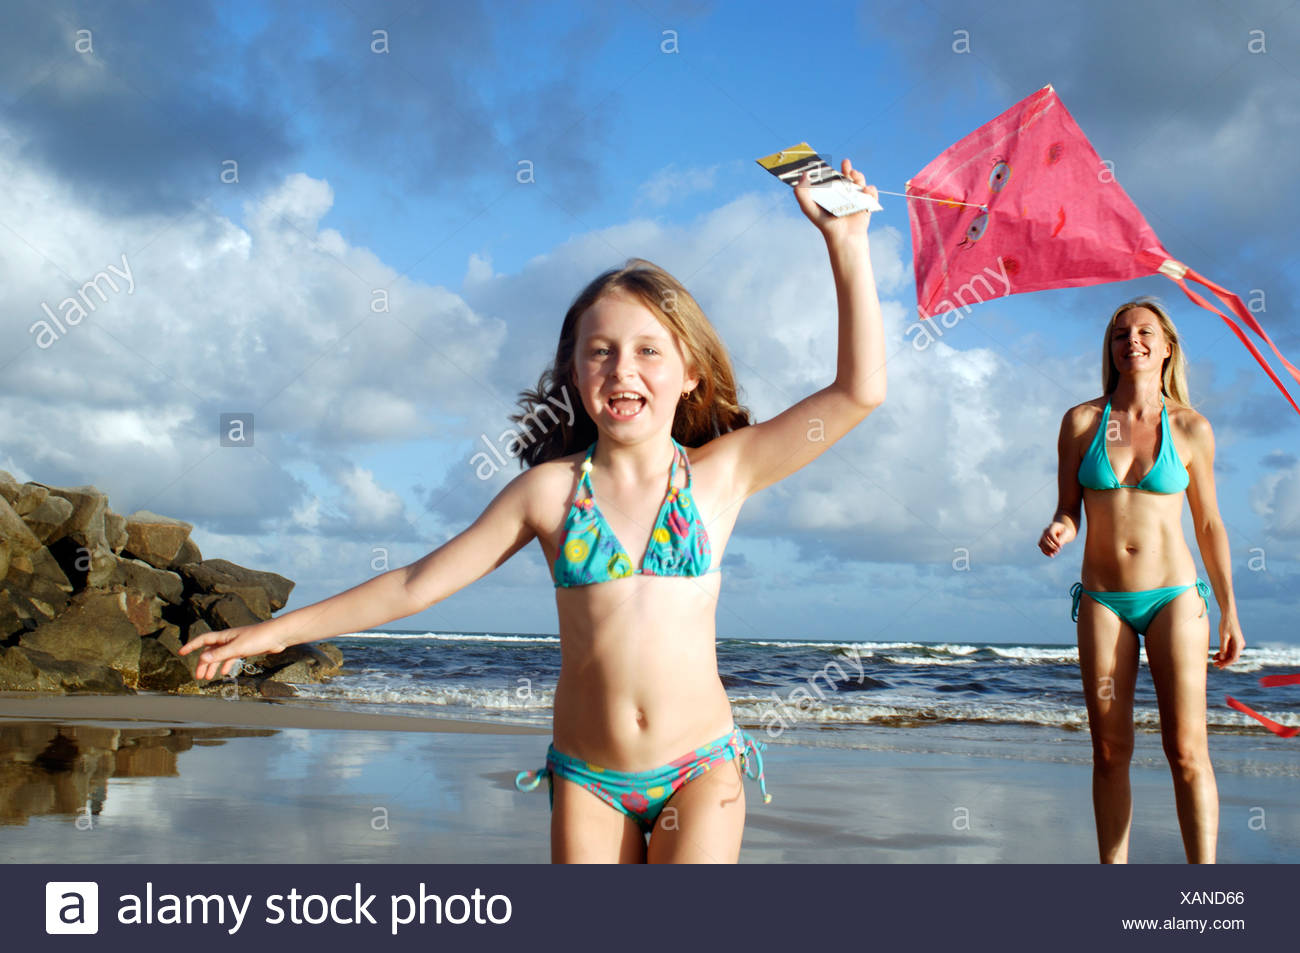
[736,730,772,804]
[1195,579,1212,619]
[1070,582,1084,623]
[514,767,544,792]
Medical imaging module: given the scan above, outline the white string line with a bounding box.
[877,188,988,210]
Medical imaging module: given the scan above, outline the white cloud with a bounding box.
[338,465,405,527]
[0,136,507,530]
[463,252,494,286]
[1251,462,1300,539]
[636,162,723,207]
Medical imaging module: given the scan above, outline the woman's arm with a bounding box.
[1183,413,1245,667]
[181,469,538,679]
[1039,407,1086,556]
[712,159,886,499]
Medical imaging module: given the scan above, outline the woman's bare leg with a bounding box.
[1145,587,1217,863]
[1077,595,1141,863]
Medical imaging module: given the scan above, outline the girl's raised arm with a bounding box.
[714,159,886,499]
[181,470,538,679]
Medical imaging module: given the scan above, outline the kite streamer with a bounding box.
[906,85,1300,415]
[1226,674,1300,738]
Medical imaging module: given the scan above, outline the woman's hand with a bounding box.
[179,622,288,681]
[793,158,874,245]
[1038,520,1075,557]
[1212,614,1245,669]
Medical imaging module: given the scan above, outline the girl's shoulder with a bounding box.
[513,449,585,499]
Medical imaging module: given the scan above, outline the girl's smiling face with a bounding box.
[573,290,698,438]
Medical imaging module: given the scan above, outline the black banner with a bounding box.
[7,864,1288,950]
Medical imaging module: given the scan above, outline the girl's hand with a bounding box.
[1038,521,1075,557]
[179,622,287,681]
[1213,615,1245,668]
[793,158,874,244]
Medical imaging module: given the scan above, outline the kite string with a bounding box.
[879,188,987,210]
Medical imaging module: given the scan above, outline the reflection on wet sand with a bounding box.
[0,722,275,826]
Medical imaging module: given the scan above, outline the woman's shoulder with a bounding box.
[1167,402,1213,443]
[1061,398,1107,435]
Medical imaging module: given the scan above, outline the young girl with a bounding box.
[1038,298,1244,863]
[182,161,886,863]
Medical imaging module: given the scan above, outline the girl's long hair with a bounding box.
[512,259,751,467]
[1102,297,1192,406]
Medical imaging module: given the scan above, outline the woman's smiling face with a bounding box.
[1110,305,1170,375]
[572,290,697,438]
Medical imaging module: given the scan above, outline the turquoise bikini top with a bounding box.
[552,439,716,588]
[1077,398,1188,494]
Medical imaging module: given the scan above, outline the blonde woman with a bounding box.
[1039,298,1244,863]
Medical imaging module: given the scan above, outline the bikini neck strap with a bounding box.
[578,438,687,489]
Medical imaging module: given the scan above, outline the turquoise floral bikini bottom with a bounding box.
[515,726,771,833]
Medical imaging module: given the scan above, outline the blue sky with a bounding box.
[2,0,1297,646]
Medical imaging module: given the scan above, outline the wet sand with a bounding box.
[0,693,1295,863]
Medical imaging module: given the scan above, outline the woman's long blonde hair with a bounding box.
[512,259,752,466]
[1102,297,1191,406]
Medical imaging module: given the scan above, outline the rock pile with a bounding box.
[0,472,342,696]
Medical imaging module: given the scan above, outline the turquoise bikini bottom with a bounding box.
[514,726,770,833]
[1070,579,1212,637]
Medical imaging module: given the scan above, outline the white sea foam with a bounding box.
[879,655,978,666]
[989,645,1080,662]
[294,681,555,710]
[1227,643,1300,672]
[338,630,560,644]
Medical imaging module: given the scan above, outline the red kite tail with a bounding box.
[1259,673,1300,688]
[1183,267,1300,384]
[1225,695,1299,738]
[1164,267,1300,416]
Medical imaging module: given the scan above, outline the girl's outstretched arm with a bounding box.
[713,158,886,499]
[181,470,538,679]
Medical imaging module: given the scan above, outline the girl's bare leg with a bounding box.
[550,779,646,864]
[645,760,746,864]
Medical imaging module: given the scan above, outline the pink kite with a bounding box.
[906,85,1300,415]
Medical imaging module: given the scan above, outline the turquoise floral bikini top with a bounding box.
[552,439,716,588]
[1077,398,1188,494]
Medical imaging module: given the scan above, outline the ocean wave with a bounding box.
[290,675,1297,736]
[725,695,1297,735]
[879,655,979,666]
[293,681,555,710]
[338,630,560,644]
[1227,643,1300,672]
[988,645,1080,662]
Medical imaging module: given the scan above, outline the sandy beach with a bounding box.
[1,691,1295,863]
